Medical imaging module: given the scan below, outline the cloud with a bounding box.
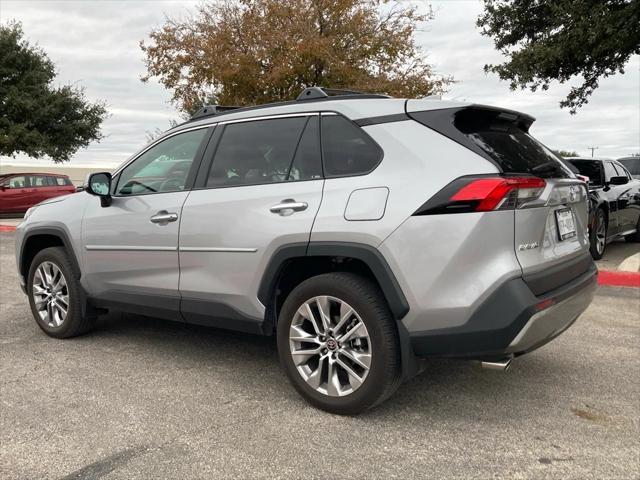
[0,0,638,167]
[423,1,640,158]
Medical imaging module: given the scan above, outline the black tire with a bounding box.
[277,272,401,415]
[589,208,607,260]
[27,247,96,338]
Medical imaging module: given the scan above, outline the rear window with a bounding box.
[619,157,640,175]
[568,160,604,186]
[453,109,570,179]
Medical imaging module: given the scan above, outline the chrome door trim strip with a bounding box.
[179,247,258,253]
[85,245,178,252]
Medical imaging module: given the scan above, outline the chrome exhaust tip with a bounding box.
[480,357,512,371]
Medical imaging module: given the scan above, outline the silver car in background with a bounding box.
[15,87,596,414]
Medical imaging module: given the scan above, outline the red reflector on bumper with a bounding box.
[535,298,556,312]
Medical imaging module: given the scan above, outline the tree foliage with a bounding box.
[141,0,453,113]
[0,22,107,163]
[553,149,579,158]
[477,0,640,113]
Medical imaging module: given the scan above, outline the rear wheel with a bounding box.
[277,272,401,415]
[590,208,607,260]
[27,247,96,338]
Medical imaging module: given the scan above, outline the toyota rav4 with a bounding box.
[15,87,597,414]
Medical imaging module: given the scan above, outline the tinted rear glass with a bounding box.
[454,109,569,179]
[568,160,604,186]
[321,115,382,177]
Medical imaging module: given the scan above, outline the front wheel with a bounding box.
[277,272,401,415]
[590,208,607,260]
[27,247,96,338]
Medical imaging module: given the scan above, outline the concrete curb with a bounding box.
[598,270,640,288]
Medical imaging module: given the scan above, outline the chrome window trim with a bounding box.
[217,112,318,126]
[112,113,322,178]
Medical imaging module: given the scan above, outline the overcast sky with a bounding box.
[1,0,638,168]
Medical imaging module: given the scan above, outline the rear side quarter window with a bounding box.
[321,114,382,177]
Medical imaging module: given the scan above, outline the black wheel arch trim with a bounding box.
[19,226,82,280]
[258,241,410,320]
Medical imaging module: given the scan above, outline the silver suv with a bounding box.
[15,87,597,414]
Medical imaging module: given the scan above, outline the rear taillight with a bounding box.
[414,176,546,216]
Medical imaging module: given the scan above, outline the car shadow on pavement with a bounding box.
[87,311,560,421]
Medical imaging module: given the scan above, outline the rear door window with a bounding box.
[29,175,49,187]
[288,116,323,181]
[206,116,313,188]
[321,114,382,177]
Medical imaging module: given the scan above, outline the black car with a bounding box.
[566,157,640,259]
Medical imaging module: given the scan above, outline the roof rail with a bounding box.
[296,86,390,101]
[190,104,242,121]
[181,87,390,125]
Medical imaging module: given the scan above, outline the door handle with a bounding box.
[270,199,308,216]
[150,211,178,224]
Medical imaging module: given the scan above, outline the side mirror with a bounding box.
[609,175,629,186]
[0,185,6,191]
[85,172,112,207]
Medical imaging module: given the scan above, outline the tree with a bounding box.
[477,0,640,113]
[145,119,180,142]
[141,0,453,114]
[553,149,579,158]
[0,22,107,163]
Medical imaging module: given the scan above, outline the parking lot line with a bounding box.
[618,252,640,273]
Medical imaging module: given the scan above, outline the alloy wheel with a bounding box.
[289,296,371,397]
[32,261,69,328]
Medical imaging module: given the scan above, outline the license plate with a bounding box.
[555,208,576,241]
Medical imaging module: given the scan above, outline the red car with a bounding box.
[0,173,76,214]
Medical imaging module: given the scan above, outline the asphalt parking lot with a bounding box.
[1,230,638,479]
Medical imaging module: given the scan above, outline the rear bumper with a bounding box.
[408,262,597,358]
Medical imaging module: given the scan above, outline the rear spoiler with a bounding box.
[406,105,536,172]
